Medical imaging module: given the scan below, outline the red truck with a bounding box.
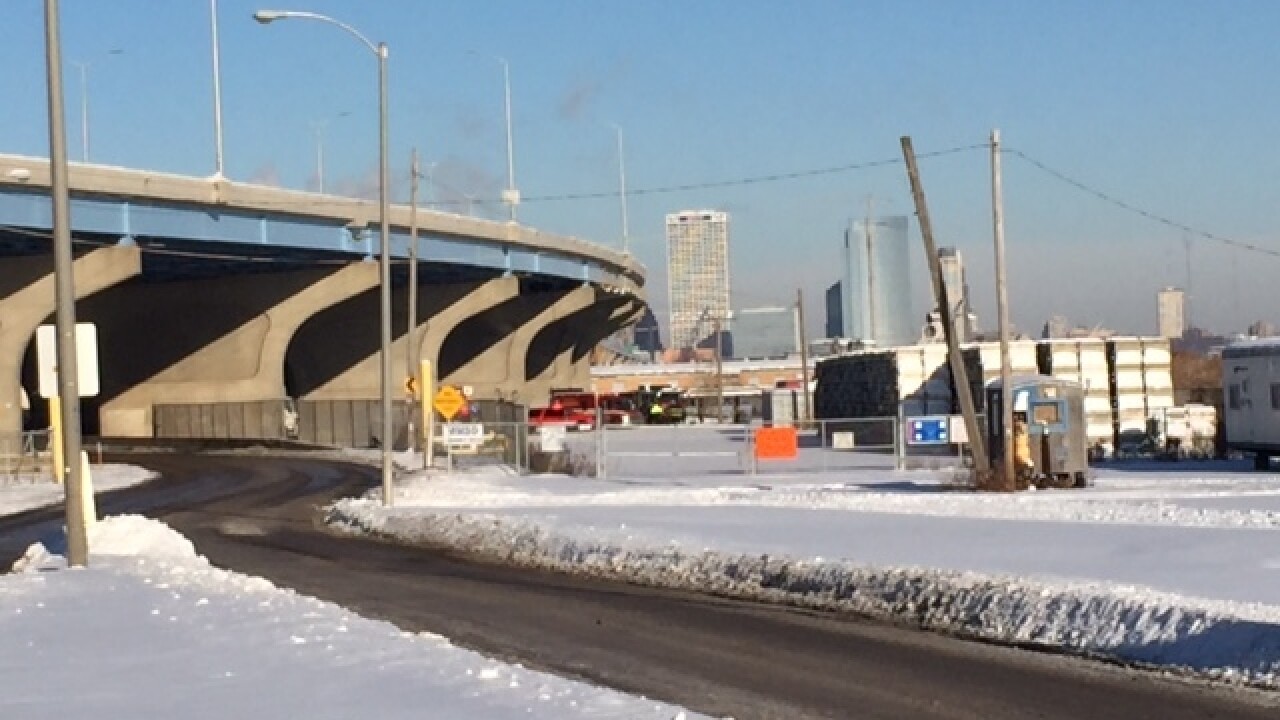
[528,391,641,431]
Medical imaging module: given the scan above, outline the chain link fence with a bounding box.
[1,428,54,482]
[539,415,976,480]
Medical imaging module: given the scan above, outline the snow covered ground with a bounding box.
[0,464,156,516]
[329,449,1280,689]
[1,516,702,719]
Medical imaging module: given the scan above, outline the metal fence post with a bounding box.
[820,419,829,474]
[596,408,607,479]
[894,404,906,471]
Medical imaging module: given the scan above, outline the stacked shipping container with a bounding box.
[1107,337,1175,438]
[814,337,1173,450]
[1036,339,1114,445]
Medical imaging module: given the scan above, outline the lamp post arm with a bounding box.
[257,10,380,56]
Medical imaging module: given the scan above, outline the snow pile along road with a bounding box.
[1,515,703,720]
[327,466,1280,689]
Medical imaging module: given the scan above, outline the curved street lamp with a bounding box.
[254,8,395,506]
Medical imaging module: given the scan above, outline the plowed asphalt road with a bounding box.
[2,452,1276,720]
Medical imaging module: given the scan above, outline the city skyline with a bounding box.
[1,2,1278,336]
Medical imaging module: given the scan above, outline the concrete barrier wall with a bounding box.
[153,400,289,440]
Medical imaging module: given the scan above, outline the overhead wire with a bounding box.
[1004,147,1279,259]
[176,142,989,209]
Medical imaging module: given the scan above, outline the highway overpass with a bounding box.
[0,154,645,444]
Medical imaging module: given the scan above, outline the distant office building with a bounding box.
[1042,315,1070,339]
[843,214,914,347]
[666,210,731,350]
[1157,287,1186,339]
[1248,320,1277,339]
[731,306,800,359]
[632,305,664,354]
[922,246,977,343]
[825,281,843,339]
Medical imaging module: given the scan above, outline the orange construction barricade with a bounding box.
[754,426,798,460]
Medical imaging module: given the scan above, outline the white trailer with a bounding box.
[1222,340,1280,469]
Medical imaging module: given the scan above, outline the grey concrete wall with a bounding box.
[0,246,140,435]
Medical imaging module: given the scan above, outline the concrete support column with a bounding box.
[98,263,378,436]
[531,297,642,399]
[299,275,519,401]
[0,246,141,436]
[447,284,595,405]
[418,276,518,379]
[559,299,644,391]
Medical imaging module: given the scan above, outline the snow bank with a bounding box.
[327,500,1280,688]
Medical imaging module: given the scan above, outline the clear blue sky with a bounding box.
[3,0,1278,339]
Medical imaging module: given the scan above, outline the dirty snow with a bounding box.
[0,515,701,720]
[328,451,1280,688]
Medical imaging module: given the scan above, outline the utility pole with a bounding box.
[44,0,90,567]
[614,124,630,254]
[901,136,990,477]
[1183,231,1193,331]
[796,288,811,423]
[406,148,420,460]
[713,314,724,423]
[991,129,1015,488]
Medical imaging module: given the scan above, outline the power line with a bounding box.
[1005,147,1280,259]
[521,143,989,203]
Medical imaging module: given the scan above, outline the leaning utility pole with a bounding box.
[901,136,990,477]
[44,0,90,566]
[796,288,811,422]
[991,129,1015,488]
[406,148,420,459]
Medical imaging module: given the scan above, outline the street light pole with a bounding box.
[43,0,89,567]
[497,56,519,222]
[612,124,630,255]
[313,119,326,193]
[406,147,420,460]
[210,0,226,178]
[255,9,394,506]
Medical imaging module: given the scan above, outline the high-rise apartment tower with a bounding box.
[666,210,731,350]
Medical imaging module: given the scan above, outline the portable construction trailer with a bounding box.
[986,375,1088,488]
[1222,340,1280,469]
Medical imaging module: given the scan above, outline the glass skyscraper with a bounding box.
[842,214,914,347]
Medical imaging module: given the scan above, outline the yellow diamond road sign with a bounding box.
[433,385,466,421]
